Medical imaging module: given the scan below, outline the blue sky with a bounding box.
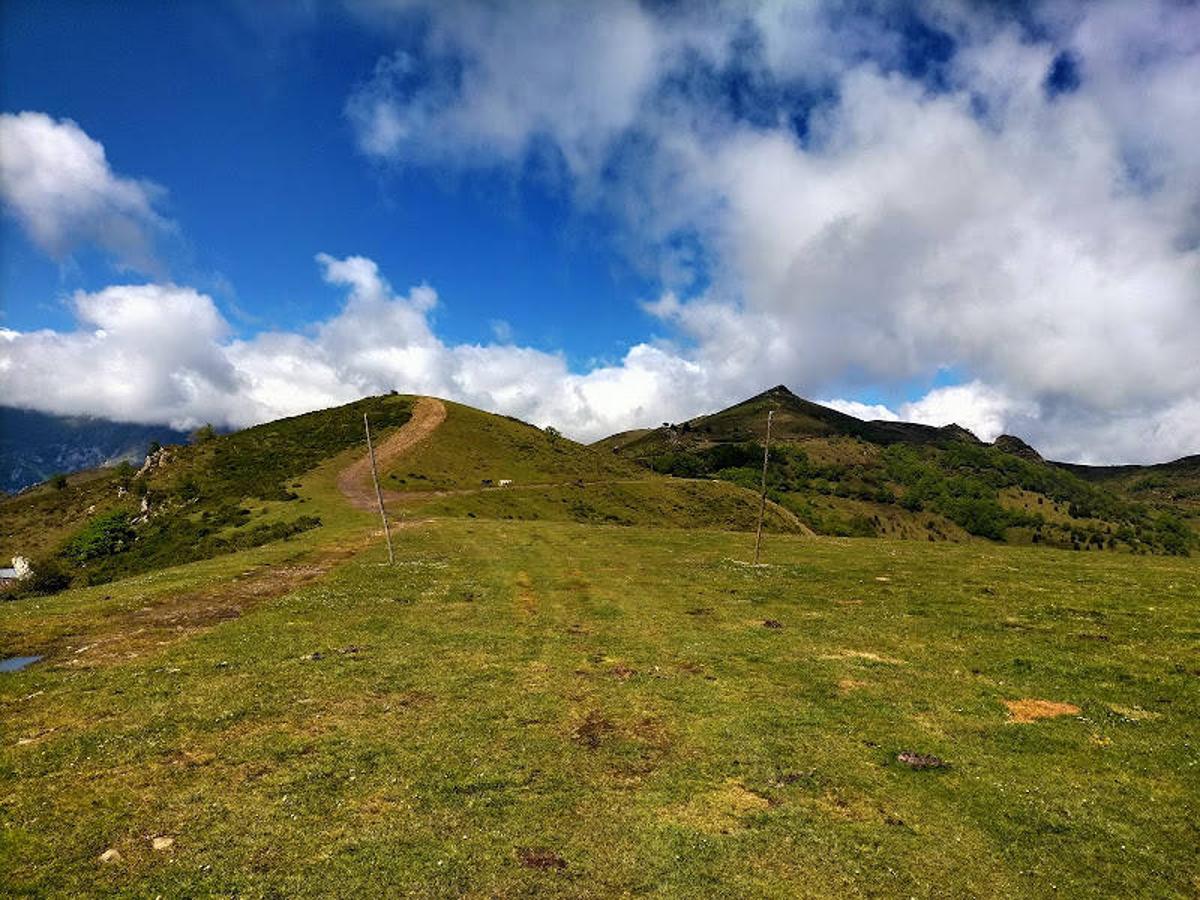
[1,1,653,365]
[2,1,1199,463]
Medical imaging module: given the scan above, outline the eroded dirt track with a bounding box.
[337,396,447,510]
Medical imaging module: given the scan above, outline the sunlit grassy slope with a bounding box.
[382,399,640,491]
[383,398,802,533]
[2,520,1197,897]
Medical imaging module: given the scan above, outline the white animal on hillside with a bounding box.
[498,479,513,487]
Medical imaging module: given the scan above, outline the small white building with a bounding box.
[1,557,32,582]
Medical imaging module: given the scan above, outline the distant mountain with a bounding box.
[0,407,189,494]
[597,385,984,455]
[595,385,1197,554]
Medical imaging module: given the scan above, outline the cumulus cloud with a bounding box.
[337,0,1200,463]
[0,112,169,273]
[0,254,718,440]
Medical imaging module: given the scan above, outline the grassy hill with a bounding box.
[0,395,413,591]
[382,399,641,491]
[598,386,1198,555]
[1,394,808,597]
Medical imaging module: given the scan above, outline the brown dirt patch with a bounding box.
[336,396,447,510]
[571,710,614,749]
[1003,698,1081,723]
[516,847,567,870]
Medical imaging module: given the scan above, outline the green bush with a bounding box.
[62,510,135,563]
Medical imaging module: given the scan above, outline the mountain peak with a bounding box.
[993,433,1043,462]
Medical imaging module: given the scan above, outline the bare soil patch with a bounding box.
[517,847,567,870]
[1003,698,1081,723]
[572,710,615,749]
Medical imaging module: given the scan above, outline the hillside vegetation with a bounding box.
[0,395,412,590]
[2,394,808,596]
[602,386,1197,555]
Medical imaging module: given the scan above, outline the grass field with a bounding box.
[3,511,1198,896]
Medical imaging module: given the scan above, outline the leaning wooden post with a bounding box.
[364,413,395,565]
[753,409,774,565]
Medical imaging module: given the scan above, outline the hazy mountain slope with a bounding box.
[0,407,189,494]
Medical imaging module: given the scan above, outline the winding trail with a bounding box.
[336,396,447,510]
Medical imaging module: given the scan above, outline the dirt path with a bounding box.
[337,396,447,510]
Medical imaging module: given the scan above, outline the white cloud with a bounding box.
[819,399,900,423]
[338,0,1200,463]
[346,1,660,177]
[0,254,722,440]
[0,112,169,273]
[900,382,1033,444]
[2,251,1197,463]
[5,4,1199,465]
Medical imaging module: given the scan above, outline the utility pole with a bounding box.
[364,413,395,565]
[753,409,774,565]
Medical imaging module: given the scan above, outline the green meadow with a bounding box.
[3,515,1198,896]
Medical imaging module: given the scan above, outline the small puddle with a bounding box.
[0,655,42,673]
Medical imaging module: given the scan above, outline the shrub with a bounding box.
[62,511,135,563]
[191,423,218,444]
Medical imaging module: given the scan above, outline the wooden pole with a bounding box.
[753,409,774,565]
[364,413,395,565]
